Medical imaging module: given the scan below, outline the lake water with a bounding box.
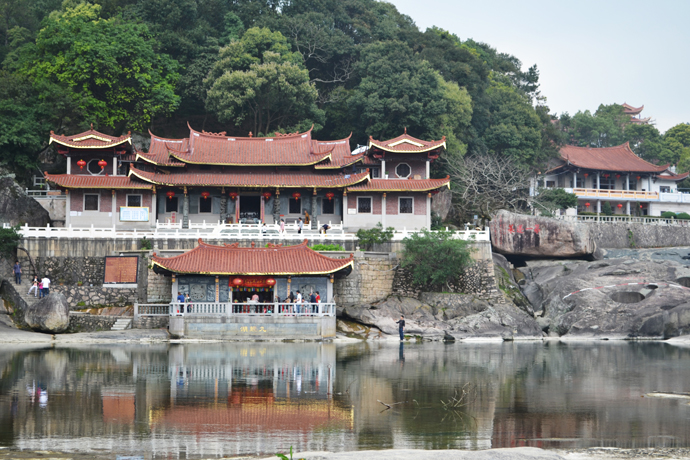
[1,341,690,459]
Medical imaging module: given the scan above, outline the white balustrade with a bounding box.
[154,302,337,317]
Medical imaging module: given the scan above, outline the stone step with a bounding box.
[111,318,132,331]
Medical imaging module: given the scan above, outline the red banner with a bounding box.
[228,276,271,287]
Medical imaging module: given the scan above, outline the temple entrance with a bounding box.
[240,196,261,222]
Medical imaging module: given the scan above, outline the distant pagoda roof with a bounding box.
[49,126,132,151]
[368,129,446,155]
[621,103,644,116]
[151,239,354,276]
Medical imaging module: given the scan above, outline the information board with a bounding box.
[104,256,139,284]
[120,207,149,222]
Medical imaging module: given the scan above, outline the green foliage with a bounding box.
[661,211,677,219]
[355,222,394,250]
[677,212,690,220]
[206,27,323,135]
[0,225,21,262]
[430,211,442,230]
[400,229,473,288]
[140,237,152,250]
[601,201,614,216]
[537,188,578,210]
[276,446,303,460]
[310,243,345,251]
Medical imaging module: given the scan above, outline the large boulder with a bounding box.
[490,210,597,258]
[520,256,690,338]
[0,175,50,227]
[24,293,70,333]
[340,294,543,340]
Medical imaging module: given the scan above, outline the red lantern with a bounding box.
[640,205,643,209]
[292,192,301,199]
[232,278,243,286]
[325,192,335,201]
[98,159,107,170]
[77,159,86,170]
[201,191,210,200]
[616,174,621,179]
[585,202,590,207]
[636,176,641,180]
[617,203,623,209]
[584,173,589,178]
[266,278,276,287]
[262,192,272,200]
[166,191,175,200]
[228,192,238,200]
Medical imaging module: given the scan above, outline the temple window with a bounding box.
[371,167,380,178]
[357,197,372,214]
[199,196,213,213]
[545,180,556,188]
[166,197,178,213]
[399,197,413,214]
[87,159,105,175]
[660,186,671,193]
[127,194,142,207]
[395,163,411,179]
[322,198,335,214]
[289,198,301,214]
[599,177,615,190]
[84,193,99,211]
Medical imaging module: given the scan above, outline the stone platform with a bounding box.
[169,314,336,340]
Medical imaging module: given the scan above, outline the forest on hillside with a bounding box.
[2,0,690,217]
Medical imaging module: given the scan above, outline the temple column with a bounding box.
[597,200,601,213]
[626,175,630,190]
[151,187,157,229]
[381,193,387,228]
[342,192,348,228]
[236,195,240,223]
[66,157,71,174]
[626,202,630,215]
[113,156,117,176]
[382,160,387,179]
[311,190,317,229]
[426,161,430,179]
[65,190,71,226]
[261,195,265,223]
[182,187,189,229]
[596,173,600,190]
[426,193,431,229]
[220,189,227,224]
[112,190,117,227]
[573,172,577,189]
[273,189,281,224]
[648,176,652,192]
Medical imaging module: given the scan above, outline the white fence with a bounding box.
[134,302,336,318]
[556,215,690,226]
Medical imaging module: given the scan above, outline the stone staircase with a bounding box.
[111,318,132,331]
[16,283,41,308]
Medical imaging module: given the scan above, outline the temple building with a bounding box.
[542,142,689,216]
[44,124,450,231]
[622,103,651,124]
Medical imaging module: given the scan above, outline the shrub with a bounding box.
[356,222,394,250]
[0,225,21,262]
[661,211,677,219]
[537,188,578,210]
[400,229,473,289]
[601,202,614,216]
[140,236,152,250]
[311,243,345,251]
[677,212,690,220]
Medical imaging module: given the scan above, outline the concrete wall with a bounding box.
[589,222,690,249]
[178,315,335,340]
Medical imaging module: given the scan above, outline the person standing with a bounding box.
[396,315,405,342]
[297,217,303,234]
[295,290,302,314]
[41,276,51,297]
[28,276,39,297]
[185,293,192,313]
[280,219,285,234]
[13,261,21,285]
[177,291,185,314]
[315,291,321,303]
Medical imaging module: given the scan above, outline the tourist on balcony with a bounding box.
[13,261,21,285]
[29,276,39,297]
[280,219,285,234]
[295,290,302,314]
[297,217,304,234]
[321,223,330,234]
[185,293,192,313]
[176,292,185,314]
[315,291,321,303]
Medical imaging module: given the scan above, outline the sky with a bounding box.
[387,0,688,133]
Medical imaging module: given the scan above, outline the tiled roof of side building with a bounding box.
[151,239,354,276]
[135,132,187,166]
[129,166,370,188]
[368,131,446,154]
[49,128,132,150]
[167,124,333,166]
[559,143,668,173]
[312,135,366,169]
[44,173,152,189]
[347,176,450,192]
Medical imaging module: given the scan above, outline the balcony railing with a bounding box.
[571,188,659,200]
[134,302,337,318]
[556,215,690,226]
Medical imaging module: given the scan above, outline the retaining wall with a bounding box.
[174,315,335,340]
[589,223,690,249]
[67,313,119,332]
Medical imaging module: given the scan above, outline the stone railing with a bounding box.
[556,215,690,226]
[135,302,337,318]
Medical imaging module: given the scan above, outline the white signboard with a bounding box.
[120,207,149,222]
[347,208,357,215]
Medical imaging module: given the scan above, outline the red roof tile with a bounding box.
[346,177,450,192]
[368,130,446,154]
[45,173,152,189]
[129,167,369,188]
[312,135,365,169]
[166,124,333,166]
[135,132,187,166]
[658,171,690,182]
[559,143,668,173]
[152,239,354,275]
[50,128,132,150]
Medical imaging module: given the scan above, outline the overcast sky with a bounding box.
[387,0,687,133]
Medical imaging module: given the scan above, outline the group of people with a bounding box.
[176,292,192,313]
[14,261,51,299]
[279,290,321,314]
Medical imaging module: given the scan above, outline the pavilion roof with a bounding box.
[151,239,354,276]
[44,173,152,189]
[346,177,450,192]
[558,143,668,173]
[368,130,446,154]
[129,166,370,188]
[49,127,131,150]
[312,134,366,169]
[622,103,643,115]
[135,132,187,167]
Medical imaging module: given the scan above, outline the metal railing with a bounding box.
[135,302,336,318]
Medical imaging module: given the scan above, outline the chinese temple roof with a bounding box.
[49,127,132,150]
[558,143,668,173]
[622,103,644,115]
[135,132,187,167]
[151,239,354,276]
[164,124,334,166]
[346,177,450,192]
[44,173,152,189]
[368,130,446,154]
[129,167,369,188]
[312,134,366,169]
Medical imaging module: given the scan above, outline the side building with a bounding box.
[44,125,450,231]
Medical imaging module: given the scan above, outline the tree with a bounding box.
[535,188,578,214]
[662,123,690,165]
[400,228,473,289]
[205,27,324,135]
[355,222,394,250]
[445,153,532,219]
[17,3,180,133]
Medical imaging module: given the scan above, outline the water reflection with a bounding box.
[1,341,690,458]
